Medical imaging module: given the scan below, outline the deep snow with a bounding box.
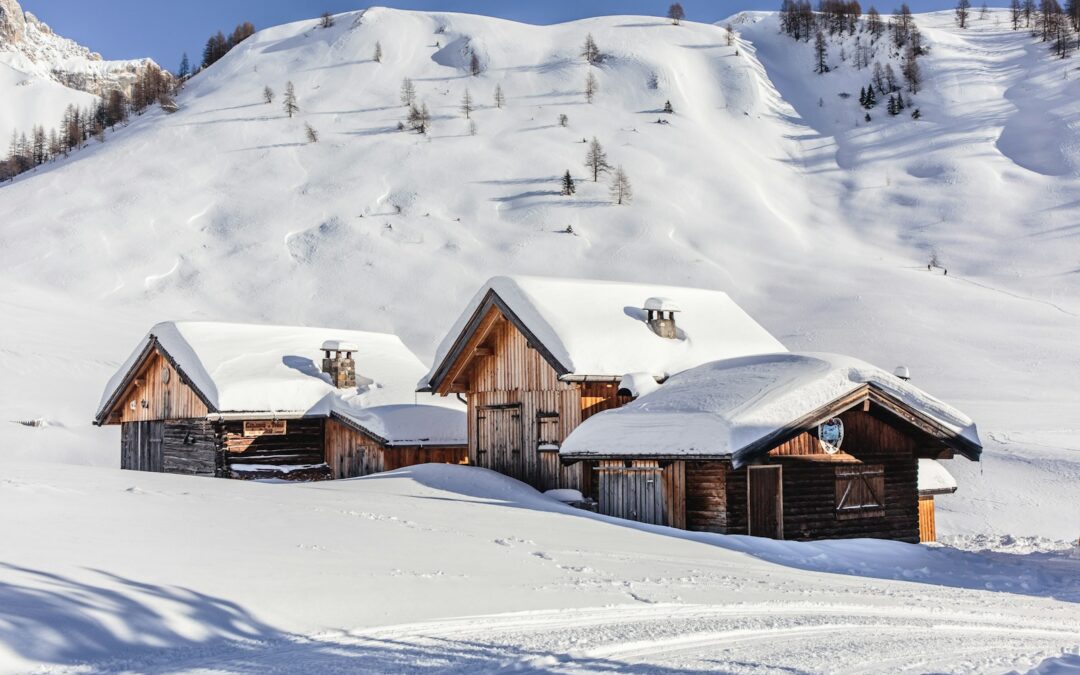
[0,460,1076,673]
[0,8,1077,538]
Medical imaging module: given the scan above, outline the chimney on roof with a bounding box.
[321,340,358,388]
[643,297,680,339]
[894,365,911,381]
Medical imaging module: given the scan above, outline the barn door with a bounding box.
[598,461,667,525]
[476,405,523,478]
[747,465,783,539]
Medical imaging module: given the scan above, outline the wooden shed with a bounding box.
[560,353,982,543]
[419,276,787,493]
[95,321,466,480]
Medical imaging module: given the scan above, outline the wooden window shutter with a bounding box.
[835,464,885,520]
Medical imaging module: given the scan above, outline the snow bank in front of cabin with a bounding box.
[561,352,980,466]
[0,459,1076,673]
[421,275,787,386]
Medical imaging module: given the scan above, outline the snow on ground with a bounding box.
[0,460,1076,673]
[0,8,1076,538]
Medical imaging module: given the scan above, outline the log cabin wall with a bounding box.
[723,408,921,542]
[162,419,220,476]
[685,460,730,532]
[466,317,629,492]
[114,350,209,423]
[222,418,330,480]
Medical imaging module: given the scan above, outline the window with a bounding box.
[835,464,885,519]
[537,412,560,452]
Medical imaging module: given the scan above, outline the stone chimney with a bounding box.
[643,297,680,339]
[321,340,358,389]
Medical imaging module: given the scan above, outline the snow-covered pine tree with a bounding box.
[469,51,482,76]
[610,166,632,205]
[263,86,274,104]
[494,84,505,108]
[663,100,674,113]
[859,86,867,107]
[320,12,335,28]
[178,53,190,80]
[283,81,298,117]
[374,41,382,63]
[305,123,319,142]
[561,170,576,195]
[585,137,611,182]
[559,114,569,127]
[911,107,921,119]
[725,23,736,45]
[407,102,431,134]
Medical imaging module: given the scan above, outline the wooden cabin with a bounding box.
[419,276,787,493]
[559,353,982,543]
[917,458,959,542]
[95,322,466,480]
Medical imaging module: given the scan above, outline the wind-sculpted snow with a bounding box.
[0,8,1077,539]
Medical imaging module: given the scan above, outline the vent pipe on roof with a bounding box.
[643,297,680,339]
[894,365,911,381]
[322,340,358,389]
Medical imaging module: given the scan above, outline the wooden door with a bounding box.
[748,465,783,539]
[476,405,523,479]
[122,421,164,472]
[597,461,667,525]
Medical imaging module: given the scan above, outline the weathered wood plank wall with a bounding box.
[116,351,208,423]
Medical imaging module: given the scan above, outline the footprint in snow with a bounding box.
[531,551,553,560]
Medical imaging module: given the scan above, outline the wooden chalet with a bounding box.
[560,353,982,543]
[419,276,787,493]
[95,322,466,480]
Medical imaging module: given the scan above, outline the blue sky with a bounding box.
[23,0,976,71]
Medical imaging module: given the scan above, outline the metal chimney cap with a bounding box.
[894,365,911,380]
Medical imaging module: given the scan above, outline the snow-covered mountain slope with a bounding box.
[0,0,158,139]
[0,460,1076,673]
[0,8,1076,538]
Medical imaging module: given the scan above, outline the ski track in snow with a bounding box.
[71,604,1080,674]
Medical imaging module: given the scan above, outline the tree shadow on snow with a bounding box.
[0,562,716,673]
[379,465,1080,605]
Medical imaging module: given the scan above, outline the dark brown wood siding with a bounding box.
[685,460,729,532]
[161,419,220,476]
[222,418,330,480]
[596,460,685,528]
[721,408,921,542]
[120,421,164,472]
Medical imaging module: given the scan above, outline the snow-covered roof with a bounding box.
[96,321,465,446]
[918,459,958,495]
[422,276,786,389]
[560,352,981,467]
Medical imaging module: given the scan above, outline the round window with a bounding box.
[161,366,171,384]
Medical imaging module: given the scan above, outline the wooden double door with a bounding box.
[475,405,524,479]
[121,421,165,472]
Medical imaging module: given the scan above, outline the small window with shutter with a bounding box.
[536,412,560,452]
[835,464,885,519]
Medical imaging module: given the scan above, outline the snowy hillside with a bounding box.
[0,7,1077,539]
[0,460,1076,672]
[0,0,158,140]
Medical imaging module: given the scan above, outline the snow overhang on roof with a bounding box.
[420,275,786,392]
[95,321,465,444]
[559,352,982,468]
[918,458,959,495]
